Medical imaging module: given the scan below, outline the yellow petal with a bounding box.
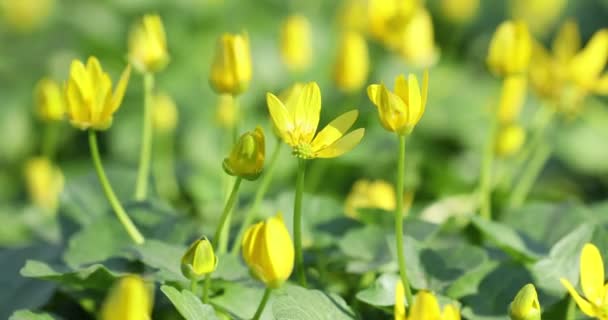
[409,290,441,320]
[394,281,406,320]
[294,82,321,144]
[314,128,364,158]
[367,84,381,106]
[421,70,429,114]
[407,73,423,125]
[552,19,581,64]
[442,304,461,320]
[594,74,608,95]
[581,243,605,305]
[560,278,597,317]
[264,214,294,288]
[266,92,293,145]
[393,74,409,104]
[311,110,359,151]
[570,29,608,89]
[111,64,131,113]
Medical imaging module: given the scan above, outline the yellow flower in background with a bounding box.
[552,20,581,66]
[181,237,218,279]
[215,94,238,129]
[334,31,369,93]
[487,20,532,77]
[367,71,429,135]
[510,0,566,36]
[568,29,608,94]
[561,243,608,319]
[395,289,461,320]
[35,78,64,122]
[128,14,170,73]
[440,0,479,24]
[242,213,294,288]
[394,8,439,68]
[152,93,178,133]
[266,82,365,159]
[0,0,54,33]
[100,275,152,320]
[509,283,541,320]
[345,179,396,218]
[337,0,367,33]
[24,157,64,215]
[64,57,131,131]
[368,0,419,44]
[497,75,527,124]
[210,32,252,95]
[223,127,265,180]
[280,15,313,72]
[495,124,526,157]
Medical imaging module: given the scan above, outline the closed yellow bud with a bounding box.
[215,94,238,129]
[495,124,526,157]
[64,57,131,131]
[487,20,532,77]
[128,14,170,73]
[35,78,64,122]
[181,237,218,279]
[334,31,369,92]
[409,290,441,319]
[100,275,152,320]
[0,0,54,33]
[367,71,429,135]
[509,284,541,320]
[152,93,178,133]
[394,281,406,320]
[280,15,313,72]
[497,75,527,124]
[440,0,479,24]
[442,304,462,320]
[210,32,252,95]
[223,127,265,180]
[242,213,294,288]
[24,157,64,215]
[396,8,439,68]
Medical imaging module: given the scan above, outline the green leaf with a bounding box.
[471,215,542,262]
[356,273,400,307]
[446,260,500,299]
[136,239,187,283]
[211,280,273,320]
[272,285,358,320]
[20,260,120,291]
[160,285,219,320]
[9,310,57,320]
[338,225,395,274]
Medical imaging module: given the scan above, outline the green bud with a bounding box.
[181,237,218,280]
[223,126,265,180]
[509,284,541,320]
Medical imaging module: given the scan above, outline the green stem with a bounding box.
[42,121,60,159]
[232,94,240,144]
[395,134,413,306]
[252,287,272,320]
[294,158,307,287]
[230,138,283,255]
[508,143,552,209]
[88,130,145,244]
[190,278,197,293]
[203,274,211,303]
[154,132,179,202]
[135,72,155,201]
[479,109,498,220]
[214,177,242,253]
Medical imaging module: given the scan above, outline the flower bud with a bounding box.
[487,20,532,77]
[24,157,64,215]
[509,284,541,320]
[280,15,313,72]
[100,275,152,320]
[0,0,54,33]
[210,32,252,95]
[242,213,294,288]
[396,8,439,68]
[35,78,64,122]
[181,237,218,280]
[223,127,265,180]
[334,31,369,93]
[152,93,178,133]
[128,14,170,73]
[495,124,526,157]
[394,281,406,320]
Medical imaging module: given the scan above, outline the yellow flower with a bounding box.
[215,94,238,129]
[440,0,479,24]
[487,20,532,77]
[367,0,419,43]
[223,127,265,180]
[495,124,526,157]
[128,14,169,73]
[497,75,527,124]
[568,29,608,94]
[210,32,252,95]
[181,237,218,279]
[100,275,152,320]
[395,281,406,320]
[395,287,461,320]
[509,283,541,320]
[394,8,439,68]
[35,78,64,122]
[510,0,567,36]
[561,243,608,319]
[280,15,313,72]
[152,93,178,133]
[266,82,365,159]
[0,0,54,33]
[337,0,367,33]
[344,179,397,218]
[367,71,429,135]
[64,57,131,131]
[24,157,64,215]
[333,31,369,93]
[242,213,294,288]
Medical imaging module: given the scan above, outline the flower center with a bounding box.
[293,143,314,159]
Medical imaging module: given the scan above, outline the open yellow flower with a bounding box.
[65,57,131,131]
[487,20,532,77]
[35,78,64,122]
[367,71,429,135]
[560,243,608,319]
[280,15,312,72]
[242,213,294,288]
[100,275,152,320]
[128,14,170,73]
[210,32,252,95]
[266,82,365,159]
[395,284,460,320]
